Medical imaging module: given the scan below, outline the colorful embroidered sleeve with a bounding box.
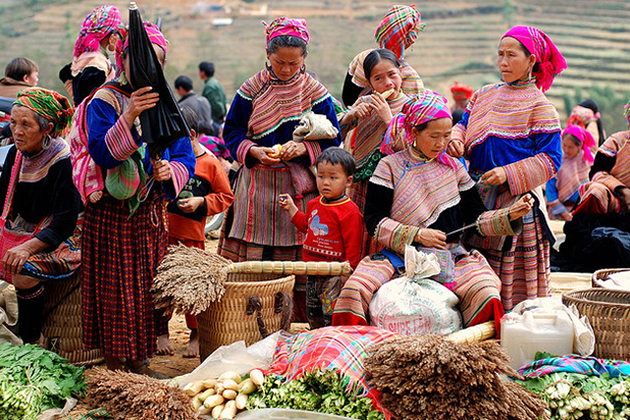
[151,138,195,200]
[545,177,567,216]
[592,171,626,192]
[223,94,256,167]
[375,218,420,255]
[476,207,521,237]
[87,97,142,169]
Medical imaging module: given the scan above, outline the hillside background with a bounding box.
[1,0,629,132]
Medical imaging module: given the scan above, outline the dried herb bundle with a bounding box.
[364,335,549,420]
[87,368,195,420]
[152,244,231,315]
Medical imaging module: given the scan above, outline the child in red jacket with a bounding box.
[280,147,364,328]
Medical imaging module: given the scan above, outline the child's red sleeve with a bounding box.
[341,209,365,269]
[291,210,309,233]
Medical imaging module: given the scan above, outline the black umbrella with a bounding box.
[127,2,188,159]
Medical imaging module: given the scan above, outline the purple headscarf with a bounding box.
[502,26,567,93]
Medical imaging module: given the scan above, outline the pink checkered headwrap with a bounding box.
[74,5,123,58]
[374,5,424,60]
[625,99,630,129]
[502,25,567,93]
[381,90,456,168]
[263,17,309,46]
[116,22,167,77]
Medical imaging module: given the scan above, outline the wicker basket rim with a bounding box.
[592,268,630,280]
[563,288,630,308]
[224,274,295,287]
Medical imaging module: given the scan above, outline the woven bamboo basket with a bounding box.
[196,265,295,361]
[562,288,630,361]
[592,268,630,288]
[42,271,103,366]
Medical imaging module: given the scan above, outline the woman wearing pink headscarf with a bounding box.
[80,22,195,376]
[447,26,566,311]
[220,17,341,321]
[546,125,595,221]
[59,5,124,106]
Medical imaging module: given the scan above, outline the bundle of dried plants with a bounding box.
[364,334,549,420]
[152,244,231,315]
[86,368,196,420]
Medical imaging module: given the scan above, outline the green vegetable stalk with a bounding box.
[246,369,385,420]
[0,342,86,420]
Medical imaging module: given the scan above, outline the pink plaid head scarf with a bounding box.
[374,5,424,60]
[263,17,310,46]
[502,26,567,93]
[73,5,123,58]
[563,124,595,164]
[116,22,167,77]
[625,99,630,129]
[381,90,456,168]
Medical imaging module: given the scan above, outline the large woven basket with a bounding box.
[197,269,294,361]
[562,288,630,361]
[42,271,103,366]
[592,268,630,288]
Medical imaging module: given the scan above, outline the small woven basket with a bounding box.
[562,288,630,361]
[42,271,104,366]
[592,268,630,288]
[197,265,295,361]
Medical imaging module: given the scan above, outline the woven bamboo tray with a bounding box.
[562,288,630,361]
[197,263,297,361]
[592,268,630,288]
[42,271,104,366]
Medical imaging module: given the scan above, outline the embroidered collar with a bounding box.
[506,78,537,88]
[409,145,434,163]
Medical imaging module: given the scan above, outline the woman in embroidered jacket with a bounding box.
[0,88,80,344]
[59,5,123,106]
[448,26,566,311]
[81,23,195,375]
[546,125,594,221]
[220,17,341,320]
[332,91,533,333]
[573,101,630,215]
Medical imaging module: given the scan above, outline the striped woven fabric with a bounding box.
[455,80,561,152]
[555,154,590,204]
[373,5,424,60]
[22,221,81,281]
[577,131,630,214]
[482,211,551,311]
[267,325,398,415]
[518,355,630,378]
[19,138,70,183]
[70,50,114,79]
[236,70,329,140]
[348,49,424,96]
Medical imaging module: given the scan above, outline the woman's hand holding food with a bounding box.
[370,91,393,124]
[249,146,281,166]
[415,228,447,250]
[509,194,534,220]
[280,141,307,161]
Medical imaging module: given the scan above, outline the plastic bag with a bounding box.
[0,281,21,345]
[369,277,462,336]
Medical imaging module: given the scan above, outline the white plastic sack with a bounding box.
[369,277,462,336]
[0,281,21,346]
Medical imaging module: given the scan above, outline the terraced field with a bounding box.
[0,0,628,131]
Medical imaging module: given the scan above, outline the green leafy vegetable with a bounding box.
[0,342,86,420]
[246,369,385,420]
